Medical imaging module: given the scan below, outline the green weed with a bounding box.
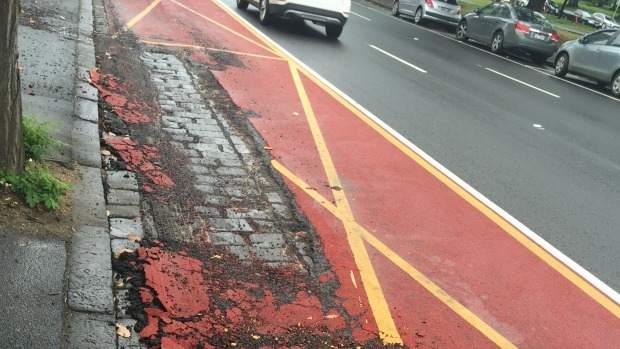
[0,163,71,210]
[0,115,72,211]
[22,115,69,161]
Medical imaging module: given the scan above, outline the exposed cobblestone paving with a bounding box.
[136,51,313,268]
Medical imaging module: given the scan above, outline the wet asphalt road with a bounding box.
[223,0,620,293]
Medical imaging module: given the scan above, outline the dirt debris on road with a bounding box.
[92,15,407,349]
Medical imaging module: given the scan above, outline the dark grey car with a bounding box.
[456,3,559,63]
[554,29,620,97]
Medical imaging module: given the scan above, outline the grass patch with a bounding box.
[0,116,71,210]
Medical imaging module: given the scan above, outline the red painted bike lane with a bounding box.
[104,0,620,347]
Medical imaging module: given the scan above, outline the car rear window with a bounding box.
[436,0,459,5]
[515,8,552,27]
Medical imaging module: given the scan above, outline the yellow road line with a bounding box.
[122,0,163,32]
[141,40,284,60]
[271,160,519,348]
[288,64,402,344]
[171,0,278,56]
[297,66,620,318]
[210,0,285,57]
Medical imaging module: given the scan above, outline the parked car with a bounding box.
[392,0,462,27]
[456,3,560,63]
[574,9,604,29]
[592,13,619,29]
[544,0,559,15]
[554,29,620,97]
[236,0,351,39]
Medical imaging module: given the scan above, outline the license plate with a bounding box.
[439,7,451,12]
[533,33,546,40]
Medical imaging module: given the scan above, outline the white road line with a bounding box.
[486,67,560,98]
[369,45,427,73]
[351,11,371,21]
[220,0,620,304]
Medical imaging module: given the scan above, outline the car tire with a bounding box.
[326,24,343,39]
[456,20,469,41]
[392,0,400,17]
[554,52,569,77]
[611,71,620,97]
[236,0,249,10]
[414,7,425,25]
[259,0,271,25]
[490,31,504,54]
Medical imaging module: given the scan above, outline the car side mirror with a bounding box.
[474,8,481,14]
[578,37,588,44]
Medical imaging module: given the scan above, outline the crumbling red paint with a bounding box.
[140,287,154,303]
[89,70,152,124]
[104,138,175,189]
[135,244,368,349]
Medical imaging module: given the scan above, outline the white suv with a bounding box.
[237,0,351,39]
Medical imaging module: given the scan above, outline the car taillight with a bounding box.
[514,22,530,34]
[549,33,560,41]
[425,0,434,8]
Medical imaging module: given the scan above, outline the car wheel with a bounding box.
[456,20,469,41]
[259,0,271,25]
[414,7,424,25]
[236,0,249,10]
[490,31,504,54]
[326,24,343,39]
[554,52,569,77]
[611,71,620,97]
[392,0,400,16]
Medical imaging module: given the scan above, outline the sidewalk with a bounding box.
[3,0,115,347]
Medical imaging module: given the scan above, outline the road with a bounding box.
[222,0,620,294]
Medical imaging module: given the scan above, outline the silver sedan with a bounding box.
[456,3,559,64]
[554,29,620,97]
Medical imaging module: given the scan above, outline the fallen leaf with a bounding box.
[106,210,110,217]
[114,248,134,259]
[211,255,222,259]
[126,234,141,242]
[115,323,131,338]
[100,149,111,156]
[263,146,273,150]
[292,112,299,116]
[18,66,25,70]
[59,16,65,20]
[28,92,35,96]
[324,314,338,319]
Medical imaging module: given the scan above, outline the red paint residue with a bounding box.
[136,245,354,349]
[104,138,175,188]
[89,69,152,124]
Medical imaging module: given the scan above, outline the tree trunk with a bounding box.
[527,0,546,12]
[0,0,25,173]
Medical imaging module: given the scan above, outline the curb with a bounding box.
[66,0,116,347]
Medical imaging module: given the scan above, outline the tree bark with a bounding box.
[527,0,546,12]
[0,0,25,173]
